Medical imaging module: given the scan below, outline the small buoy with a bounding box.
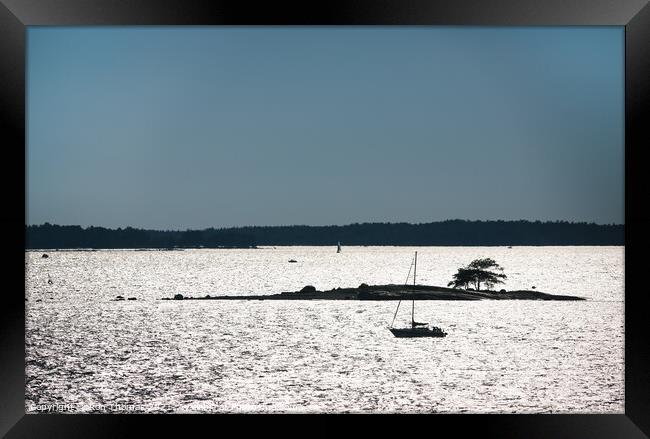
[532,286,536,289]
[47,278,53,285]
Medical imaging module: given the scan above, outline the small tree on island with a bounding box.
[447,258,507,291]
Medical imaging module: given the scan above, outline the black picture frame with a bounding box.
[1,1,649,437]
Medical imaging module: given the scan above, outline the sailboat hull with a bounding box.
[389,328,447,338]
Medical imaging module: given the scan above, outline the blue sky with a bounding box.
[27,27,624,229]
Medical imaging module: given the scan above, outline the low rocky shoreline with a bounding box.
[162,284,585,301]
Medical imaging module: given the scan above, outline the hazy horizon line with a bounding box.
[27,218,625,232]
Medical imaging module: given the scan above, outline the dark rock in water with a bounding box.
[161,283,584,301]
[114,295,125,301]
[41,254,49,258]
[499,289,507,293]
[127,297,137,300]
[358,283,369,290]
[288,259,297,263]
[532,286,536,289]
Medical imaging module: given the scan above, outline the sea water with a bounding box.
[25,246,624,413]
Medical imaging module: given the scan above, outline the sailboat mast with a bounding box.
[414,251,417,286]
[411,297,415,327]
[412,251,417,326]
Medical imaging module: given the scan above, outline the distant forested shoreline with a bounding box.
[25,220,624,249]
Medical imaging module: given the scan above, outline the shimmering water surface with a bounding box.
[25,246,624,413]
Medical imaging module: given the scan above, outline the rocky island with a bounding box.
[161,283,585,301]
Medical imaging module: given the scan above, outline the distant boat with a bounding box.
[337,241,341,253]
[288,259,297,263]
[389,251,447,338]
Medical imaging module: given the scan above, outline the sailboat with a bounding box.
[389,251,447,338]
[337,241,341,253]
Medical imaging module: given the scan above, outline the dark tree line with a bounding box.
[25,220,623,249]
[25,224,256,249]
